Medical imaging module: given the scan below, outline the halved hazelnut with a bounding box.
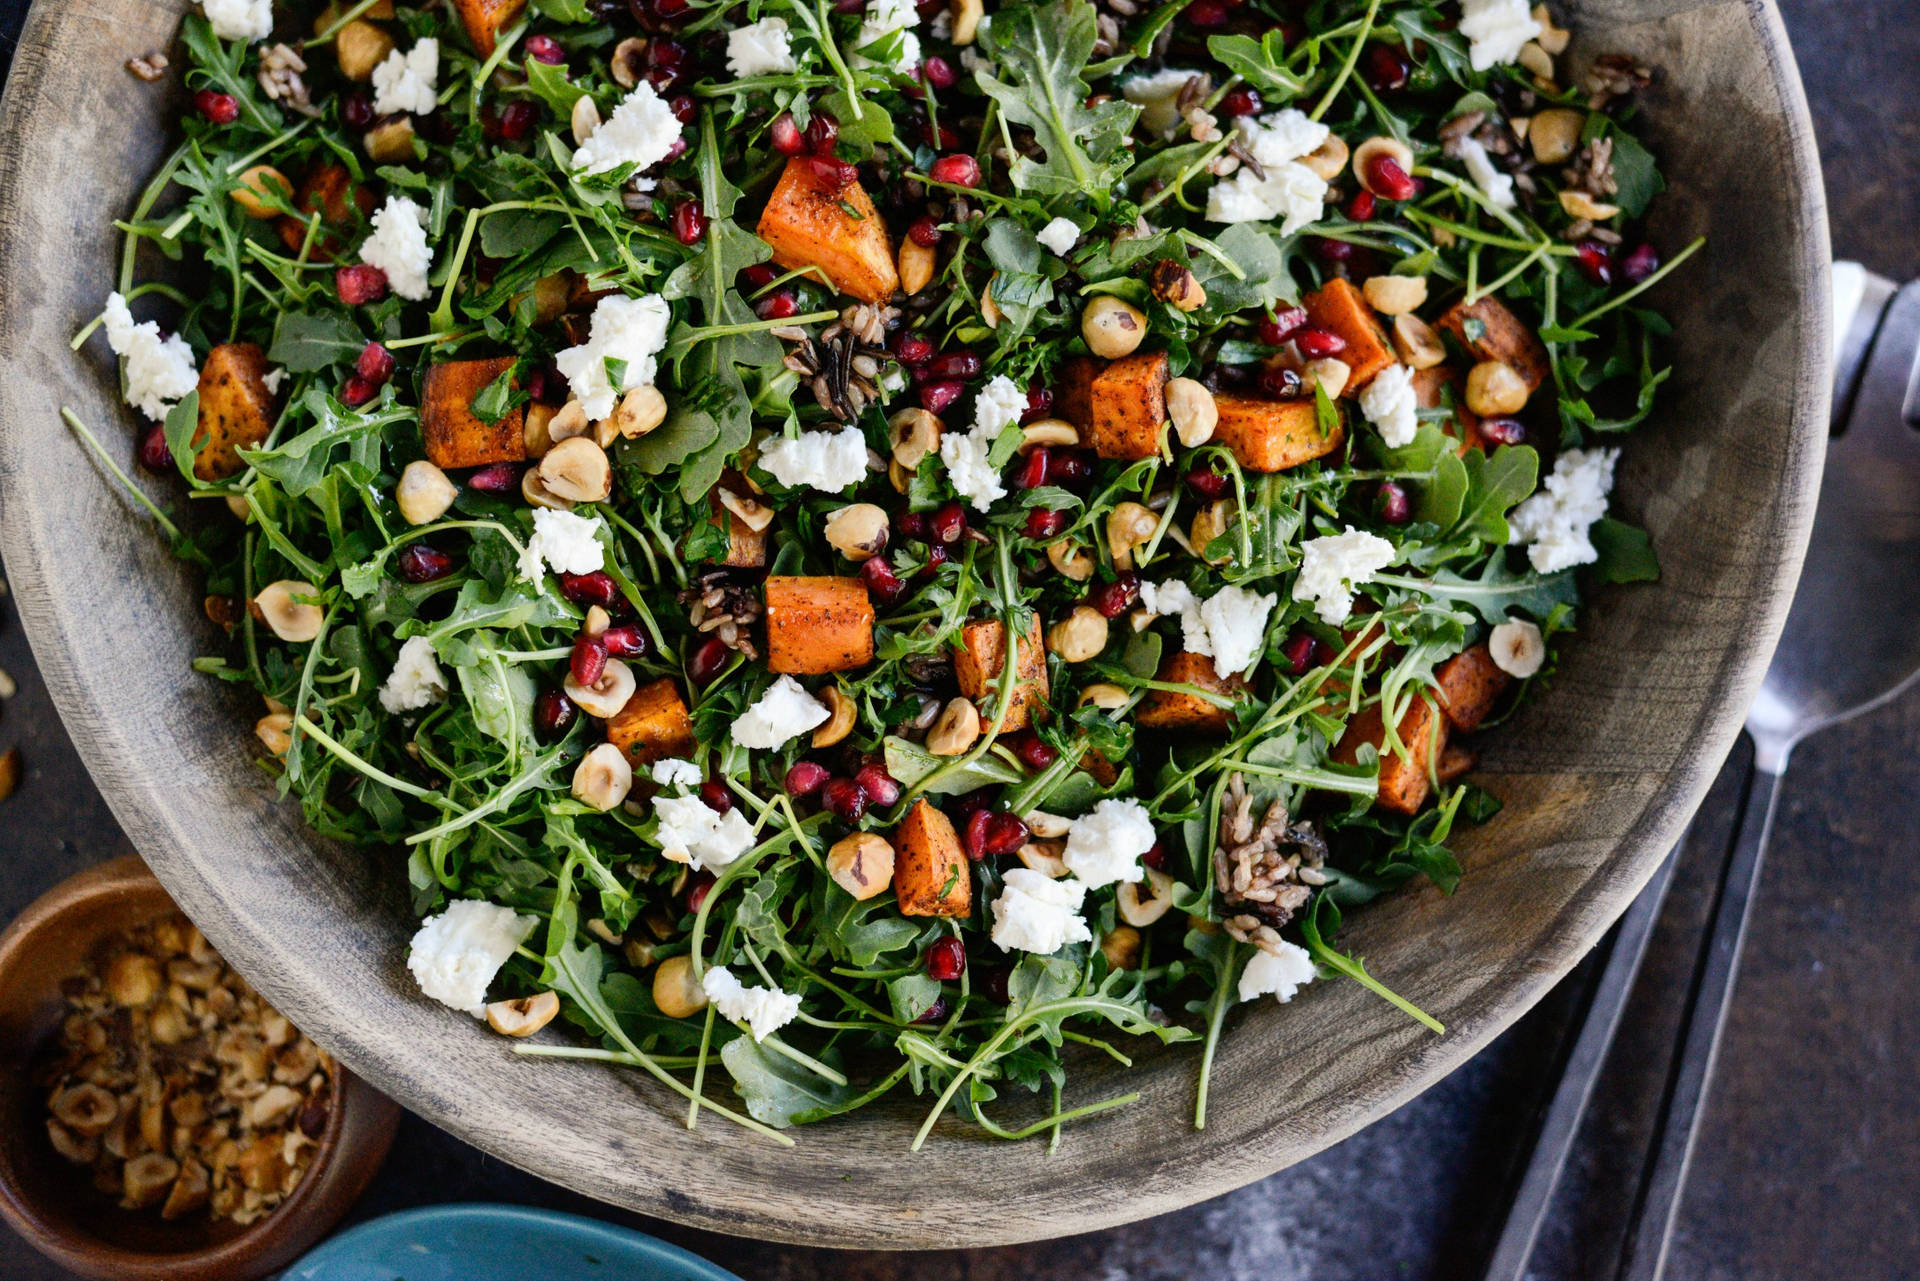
[1106,501,1158,570]
[1117,867,1176,926]
[889,407,944,468]
[926,697,982,756]
[485,990,561,1037]
[1046,606,1109,663]
[51,1083,119,1137]
[652,954,708,1018]
[123,1153,181,1209]
[255,580,324,643]
[539,436,613,503]
[1047,540,1095,581]
[612,385,668,438]
[1392,313,1446,369]
[523,402,559,459]
[564,658,637,719]
[1352,136,1416,195]
[522,467,576,512]
[571,742,633,811]
[1165,378,1217,447]
[1025,810,1071,839]
[610,37,646,89]
[899,238,936,296]
[1363,274,1429,316]
[827,832,895,900]
[812,687,857,747]
[255,712,294,756]
[571,94,602,145]
[1189,501,1233,565]
[229,165,290,220]
[1100,925,1143,971]
[1297,133,1350,182]
[824,503,889,561]
[396,460,458,526]
[1020,418,1079,450]
[45,1120,98,1165]
[950,0,985,45]
[548,400,591,442]
[1017,840,1068,878]
[1077,682,1128,711]
[1305,358,1352,400]
[1559,190,1620,221]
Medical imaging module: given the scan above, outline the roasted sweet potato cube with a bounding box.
[452,0,526,56]
[1332,696,1447,816]
[1303,278,1396,392]
[1087,351,1169,460]
[421,358,526,470]
[1436,742,1477,787]
[1411,365,1479,456]
[894,799,971,917]
[192,343,277,481]
[1210,394,1345,473]
[953,615,1048,731]
[1053,356,1098,435]
[1136,650,1250,733]
[755,157,899,303]
[275,164,376,257]
[1437,296,1551,392]
[702,488,767,569]
[1433,643,1512,732]
[764,575,875,674]
[606,678,696,767]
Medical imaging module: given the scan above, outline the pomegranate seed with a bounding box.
[659,135,690,164]
[1363,42,1412,92]
[1219,88,1263,118]
[923,121,961,152]
[755,290,800,320]
[1259,366,1305,400]
[1348,190,1377,221]
[925,937,967,981]
[339,375,378,407]
[686,871,715,913]
[1048,451,1093,487]
[525,33,565,64]
[1258,307,1308,346]
[1187,0,1228,25]
[770,111,806,155]
[861,554,909,604]
[341,91,374,130]
[496,100,537,142]
[194,89,239,124]
[601,624,648,658]
[1023,508,1067,540]
[135,424,173,473]
[983,965,1011,1004]
[1365,153,1418,202]
[805,155,859,189]
[570,634,608,686]
[921,55,957,90]
[1013,447,1050,490]
[689,636,731,686]
[1142,841,1169,871]
[785,760,831,798]
[1313,237,1355,264]
[355,342,396,385]
[1619,242,1661,286]
[920,379,964,415]
[954,787,996,818]
[921,542,950,576]
[396,543,455,582]
[892,332,934,365]
[922,350,982,381]
[558,571,619,607]
[1295,326,1347,359]
[962,808,993,861]
[895,510,929,541]
[983,812,1029,857]
[915,996,950,1024]
[700,779,732,813]
[1089,572,1141,619]
[645,36,688,72]
[740,262,781,292]
[1186,463,1232,500]
[529,363,567,405]
[819,777,869,821]
[1313,638,1339,667]
[336,264,389,306]
[853,761,903,807]
[1007,732,1058,771]
[1477,416,1527,447]
[1282,631,1317,675]
[907,216,943,247]
[466,462,520,492]
[805,110,839,155]
[653,0,691,19]
[1376,481,1412,525]
[1574,239,1615,286]
[1022,385,1053,422]
[930,502,967,545]
[671,199,707,245]
[534,687,576,739]
[927,154,980,187]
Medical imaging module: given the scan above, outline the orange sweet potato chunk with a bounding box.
[756,157,899,303]
[1136,650,1250,733]
[452,0,526,56]
[1436,295,1551,392]
[1088,351,1169,460]
[192,343,277,482]
[894,799,971,917]
[953,615,1048,731]
[1303,278,1395,392]
[1332,696,1448,816]
[1433,643,1512,733]
[1210,394,1344,473]
[1436,742,1477,787]
[1053,356,1099,435]
[421,358,526,470]
[607,678,696,767]
[1410,365,1479,456]
[275,163,376,257]
[764,575,875,674]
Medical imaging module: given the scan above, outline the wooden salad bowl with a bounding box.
[0,0,1828,1249]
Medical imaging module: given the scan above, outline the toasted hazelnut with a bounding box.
[1533,3,1571,53]
[1363,274,1429,316]
[1559,190,1620,221]
[1078,682,1128,711]
[899,238,936,296]
[1149,259,1207,313]
[106,952,164,1007]
[1352,136,1416,195]
[1047,606,1109,663]
[1017,840,1068,877]
[583,606,611,638]
[1047,540,1095,582]
[396,460,458,526]
[812,686,857,747]
[564,658,637,720]
[980,274,1005,330]
[1517,40,1555,82]
[571,742,633,811]
[652,954,708,1019]
[255,580,323,643]
[610,36,646,88]
[1298,133,1350,182]
[149,999,192,1045]
[927,697,982,756]
[334,19,393,82]
[1020,418,1079,449]
[1529,108,1584,164]
[1165,378,1218,447]
[1392,313,1447,369]
[571,94,602,145]
[825,503,890,562]
[1305,358,1352,400]
[249,1085,304,1128]
[950,0,985,45]
[1117,868,1176,926]
[1189,501,1233,564]
[1099,925,1143,971]
[1465,360,1531,416]
[122,1153,181,1209]
[160,1160,210,1221]
[539,436,613,503]
[888,458,912,494]
[716,488,774,536]
[363,117,416,164]
[1081,295,1148,359]
[1106,501,1158,570]
[255,712,294,756]
[45,1120,98,1165]
[485,991,561,1037]
[612,385,668,438]
[51,1083,119,1137]
[889,407,944,468]
[1490,619,1546,678]
[523,403,559,458]
[230,165,290,219]
[828,832,896,900]
[522,467,576,512]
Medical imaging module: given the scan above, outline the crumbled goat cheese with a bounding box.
[726,16,797,78]
[1459,0,1541,70]
[1035,217,1080,256]
[1508,447,1619,572]
[732,675,831,750]
[517,508,607,582]
[650,757,703,789]
[929,9,952,39]
[378,636,448,714]
[972,374,1027,437]
[101,292,197,421]
[1489,619,1546,678]
[1457,136,1517,210]
[931,375,1024,513]
[370,38,438,116]
[701,967,802,1042]
[262,366,288,395]
[1205,110,1331,234]
[1144,583,1274,678]
[653,794,759,870]
[554,293,671,420]
[1121,67,1202,138]
[852,0,921,73]
[990,870,1093,955]
[204,0,273,43]
[1293,528,1397,625]
[1359,363,1419,447]
[757,424,871,492]
[407,899,537,1016]
[1137,580,1196,620]
[1237,940,1318,1003]
[1063,798,1158,888]
[958,45,993,75]
[572,82,684,177]
[358,195,433,301]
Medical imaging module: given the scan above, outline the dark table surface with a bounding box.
[3,2,1917,1277]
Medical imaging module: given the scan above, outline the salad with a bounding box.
[76,0,1692,1147]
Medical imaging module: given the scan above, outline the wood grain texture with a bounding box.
[0,0,1830,1248]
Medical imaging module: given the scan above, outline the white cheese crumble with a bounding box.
[852,0,921,73]
[203,0,273,43]
[101,292,197,421]
[971,373,1027,437]
[1035,217,1080,256]
[726,16,798,78]
[1205,110,1331,234]
[933,374,1023,513]
[701,967,802,1042]
[653,793,759,870]
[1489,619,1546,677]
[406,899,537,1017]
[1142,582,1275,678]
[650,757,703,789]
[1121,67,1201,139]
[1293,528,1397,625]
[1359,363,1419,447]
[1459,0,1543,71]
[554,293,672,421]
[358,195,433,301]
[262,366,288,395]
[732,674,831,750]
[1507,447,1619,572]
[370,38,439,116]
[990,870,1093,955]
[1237,940,1318,1003]
[1457,136,1517,210]
[378,636,448,714]
[517,508,607,582]
[1062,798,1157,888]
[1137,579,1196,620]
[757,424,871,492]
[571,82,683,177]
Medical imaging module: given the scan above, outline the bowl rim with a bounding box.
[0,856,402,1281]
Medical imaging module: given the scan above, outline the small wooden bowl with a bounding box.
[0,856,401,1281]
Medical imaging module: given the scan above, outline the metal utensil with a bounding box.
[1482,266,1920,1281]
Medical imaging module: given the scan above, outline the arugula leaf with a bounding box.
[1588,517,1660,583]
[1451,445,1539,544]
[720,1037,857,1128]
[974,0,1140,202]
[160,391,205,483]
[1206,33,1310,101]
[885,736,1025,794]
[268,312,366,373]
[1410,555,1580,625]
[1603,127,1665,219]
